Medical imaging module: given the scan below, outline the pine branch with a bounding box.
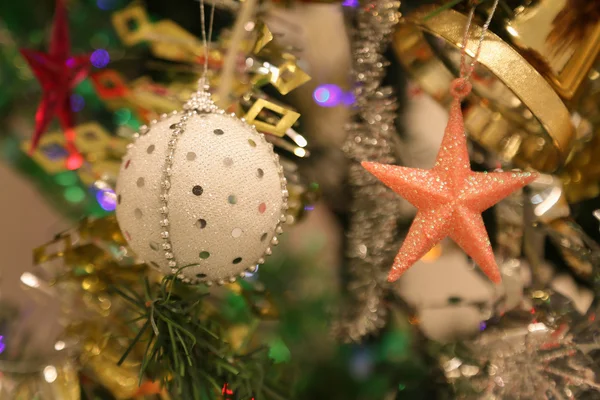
[112,267,290,399]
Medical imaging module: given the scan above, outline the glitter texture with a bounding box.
[334,0,402,342]
[116,104,287,285]
[19,0,91,153]
[441,291,600,399]
[362,79,537,284]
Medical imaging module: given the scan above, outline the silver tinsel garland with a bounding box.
[335,0,402,342]
[440,290,600,399]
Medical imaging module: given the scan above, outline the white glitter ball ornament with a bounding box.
[115,86,287,285]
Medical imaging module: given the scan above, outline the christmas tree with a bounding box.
[1,0,600,399]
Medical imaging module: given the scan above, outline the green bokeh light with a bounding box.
[54,171,78,186]
[379,331,409,361]
[114,108,132,125]
[64,186,86,203]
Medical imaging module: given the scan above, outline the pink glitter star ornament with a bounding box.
[362,78,537,284]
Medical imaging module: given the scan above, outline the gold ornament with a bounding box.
[112,4,215,64]
[393,3,598,172]
[22,123,128,186]
[248,23,311,95]
[0,359,80,400]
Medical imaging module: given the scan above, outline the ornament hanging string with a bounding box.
[456,0,500,93]
[199,0,216,79]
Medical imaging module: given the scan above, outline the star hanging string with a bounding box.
[362,78,537,283]
[20,0,91,163]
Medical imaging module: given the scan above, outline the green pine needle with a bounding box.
[112,267,288,399]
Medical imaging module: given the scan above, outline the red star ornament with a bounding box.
[20,0,91,156]
[362,78,538,284]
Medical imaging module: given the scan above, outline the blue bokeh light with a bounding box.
[96,188,117,211]
[70,94,85,112]
[97,0,118,10]
[90,49,110,68]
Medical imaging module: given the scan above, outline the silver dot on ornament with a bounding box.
[257,168,264,178]
[228,195,237,204]
[187,152,196,161]
[195,219,207,229]
[248,139,257,148]
[199,251,210,259]
[260,232,268,242]
[232,228,242,238]
[147,145,155,154]
[136,177,145,187]
[150,242,159,251]
[149,261,160,270]
[134,208,143,219]
[117,194,122,204]
[214,129,224,135]
[196,273,207,279]
[232,257,242,264]
[223,157,233,167]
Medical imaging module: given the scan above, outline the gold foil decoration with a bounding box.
[252,23,274,54]
[112,4,207,63]
[22,123,128,186]
[393,4,578,172]
[32,215,147,317]
[244,98,300,137]
[249,54,311,95]
[0,360,81,400]
[79,330,142,400]
[249,24,311,95]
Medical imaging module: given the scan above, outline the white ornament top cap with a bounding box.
[183,78,219,114]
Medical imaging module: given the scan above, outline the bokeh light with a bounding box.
[66,152,84,170]
[114,108,131,125]
[0,336,5,354]
[97,0,118,11]
[70,94,85,112]
[55,171,78,186]
[64,186,86,203]
[342,0,359,6]
[96,188,117,211]
[313,84,346,107]
[90,49,110,68]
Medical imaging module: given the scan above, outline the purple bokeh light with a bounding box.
[96,188,117,211]
[90,49,110,68]
[313,84,345,107]
[0,336,5,354]
[70,94,85,112]
[342,0,359,7]
[342,92,356,106]
[97,0,118,10]
[479,321,487,331]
